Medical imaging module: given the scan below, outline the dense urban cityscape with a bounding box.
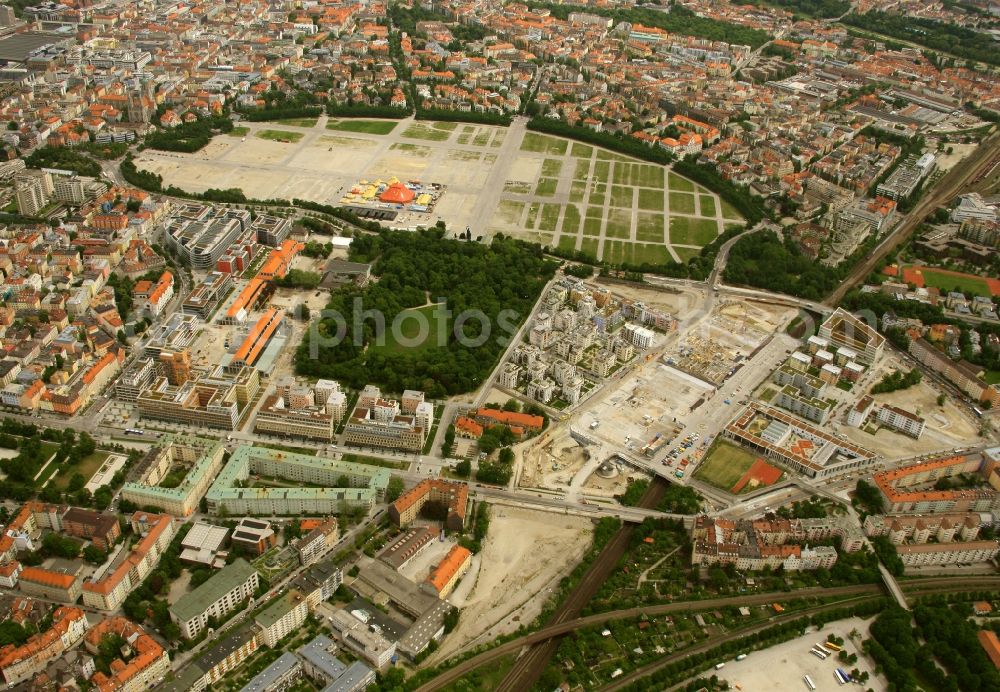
[0,0,996,691]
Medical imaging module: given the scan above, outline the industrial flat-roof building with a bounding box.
[180,522,230,569]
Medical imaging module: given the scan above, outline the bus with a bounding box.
[837,668,852,683]
[815,643,833,655]
[124,428,144,436]
[824,641,842,652]
[834,669,848,685]
[803,675,816,691]
[810,649,827,660]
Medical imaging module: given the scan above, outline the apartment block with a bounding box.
[343,392,426,452]
[120,437,225,516]
[896,540,1000,567]
[169,558,260,640]
[83,512,175,611]
[255,590,309,648]
[288,560,343,609]
[874,404,925,439]
[254,379,347,442]
[114,357,158,402]
[205,446,390,516]
[60,508,120,550]
[0,606,87,684]
[297,635,375,691]
[84,617,170,692]
[874,455,1000,513]
[818,308,885,364]
[909,337,993,403]
[294,518,339,566]
[18,565,82,603]
[390,479,469,532]
[864,512,981,544]
[691,515,846,571]
[181,271,234,319]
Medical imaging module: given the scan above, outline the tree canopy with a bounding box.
[296,229,557,397]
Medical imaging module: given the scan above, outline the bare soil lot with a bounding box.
[430,507,593,663]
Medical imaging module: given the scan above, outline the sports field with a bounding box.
[693,440,761,492]
[918,267,997,297]
[134,117,741,261]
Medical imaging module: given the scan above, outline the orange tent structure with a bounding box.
[379,182,415,204]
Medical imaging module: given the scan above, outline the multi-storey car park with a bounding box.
[204,445,390,516]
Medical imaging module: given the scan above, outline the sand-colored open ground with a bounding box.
[520,431,592,490]
[429,506,593,663]
[839,377,980,457]
[134,116,738,263]
[714,617,885,692]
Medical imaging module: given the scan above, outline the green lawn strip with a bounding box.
[580,237,600,258]
[541,158,563,177]
[605,209,632,239]
[720,199,743,220]
[525,203,541,228]
[369,304,449,354]
[255,129,303,143]
[673,246,701,262]
[636,212,666,242]
[637,188,664,211]
[561,203,582,236]
[557,234,578,252]
[51,452,110,490]
[496,200,525,225]
[276,117,318,128]
[669,191,696,215]
[520,133,567,154]
[538,204,561,233]
[610,185,634,208]
[669,216,718,247]
[583,207,604,236]
[535,177,558,197]
[401,123,451,141]
[326,119,399,135]
[629,243,673,265]
[668,172,696,192]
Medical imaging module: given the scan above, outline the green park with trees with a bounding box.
[295,229,558,397]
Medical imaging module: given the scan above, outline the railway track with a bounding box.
[825,132,1000,306]
[492,477,670,692]
[416,575,1000,691]
[600,576,1000,692]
